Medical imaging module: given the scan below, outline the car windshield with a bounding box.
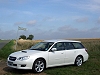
[30,42,54,51]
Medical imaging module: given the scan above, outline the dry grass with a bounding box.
[73,38,100,51]
[14,38,100,51]
[13,39,43,50]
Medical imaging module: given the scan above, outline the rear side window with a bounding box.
[65,42,75,50]
[52,42,65,51]
[72,42,84,49]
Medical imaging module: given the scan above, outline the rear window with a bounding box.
[72,42,84,49]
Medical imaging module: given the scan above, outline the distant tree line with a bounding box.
[19,34,34,40]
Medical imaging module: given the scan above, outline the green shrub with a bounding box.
[0,40,14,59]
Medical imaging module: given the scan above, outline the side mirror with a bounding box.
[51,48,57,51]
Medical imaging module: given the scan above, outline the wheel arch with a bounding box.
[75,55,84,62]
[74,55,84,66]
[33,57,47,68]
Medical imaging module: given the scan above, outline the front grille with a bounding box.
[9,56,16,61]
[8,61,17,66]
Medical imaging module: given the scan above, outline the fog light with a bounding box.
[21,64,26,67]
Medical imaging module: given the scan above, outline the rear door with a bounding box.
[64,42,76,64]
[64,42,86,64]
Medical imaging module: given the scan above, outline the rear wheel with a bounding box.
[33,59,45,73]
[75,56,83,66]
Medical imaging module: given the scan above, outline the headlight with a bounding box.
[17,56,30,61]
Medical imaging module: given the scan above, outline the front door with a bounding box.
[48,42,65,67]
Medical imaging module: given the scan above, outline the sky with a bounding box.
[0,0,100,40]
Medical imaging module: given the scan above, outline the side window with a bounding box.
[48,43,53,48]
[65,42,75,50]
[72,42,84,49]
[53,42,65,51]
[46,42,54,50]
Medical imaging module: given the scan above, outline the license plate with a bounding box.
[8,61,13,66]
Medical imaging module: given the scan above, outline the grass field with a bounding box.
[0,39,100,75]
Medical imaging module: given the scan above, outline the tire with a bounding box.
[33,59,45,73]
[75,56,83,66]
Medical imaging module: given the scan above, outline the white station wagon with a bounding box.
[7,40,89,73]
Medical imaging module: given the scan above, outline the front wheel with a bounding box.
[75,56,83,66]
[32,59,45,73]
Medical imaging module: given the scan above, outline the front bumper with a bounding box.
[7,59,33,69]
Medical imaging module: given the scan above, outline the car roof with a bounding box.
[44,39,81,43]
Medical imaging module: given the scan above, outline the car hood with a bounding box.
[9,49,43,58]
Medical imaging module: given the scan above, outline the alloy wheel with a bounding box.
[33,59,45,73]
[75,56,83,66]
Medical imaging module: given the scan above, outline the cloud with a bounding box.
[0,30,16,39]
[17,0,28,4]
[22,11,34,15]
[69,0,100,12]
[0,29,32,40]
[0,0,31,4]
[43,17,55,21]
[14,22,24,25]
[33,25,100,40]
[42,16,67,22]
[0,25,100,40]
[50,25,100,39]
[84,4,100,12]
[89,27,100,32]
[43,17,61,21]
[0,0,9,3]
[58,25,78,32]
[92,0,100,4]
[27,20,37,26]
[1,8,34,16]
[75,17,88,23]
[14,20,37,26]
[86,0,100,12]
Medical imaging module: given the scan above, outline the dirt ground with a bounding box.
[0,60,47,75]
